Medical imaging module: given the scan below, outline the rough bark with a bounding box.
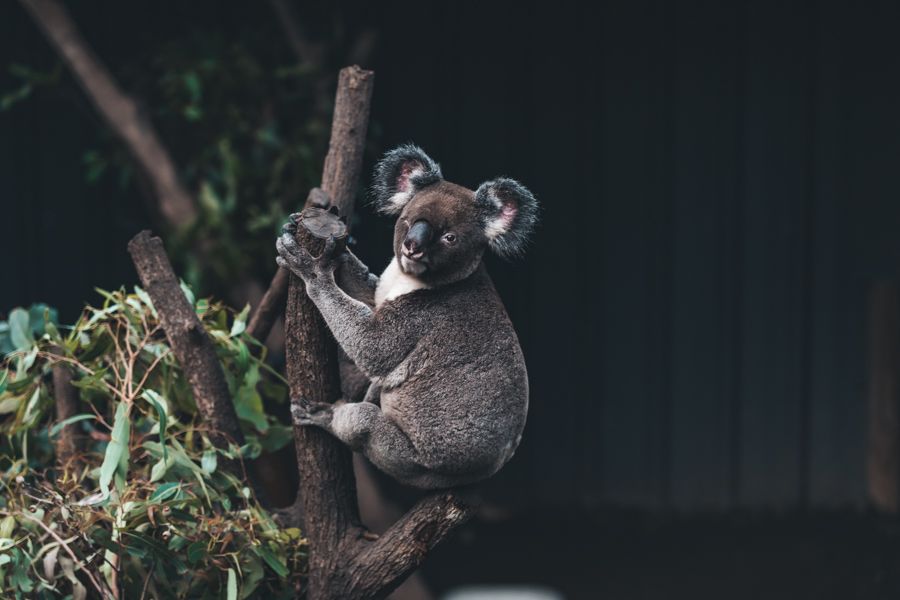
[18,0,198,229]
[127,231,243,451]
[51,349,82,470]
[346,492,475,599]
[286,211,359,594]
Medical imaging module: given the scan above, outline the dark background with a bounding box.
[4,0,900,597]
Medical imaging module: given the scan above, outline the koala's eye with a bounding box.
[442,232,457,244]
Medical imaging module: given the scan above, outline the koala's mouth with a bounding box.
[399,253,428,276]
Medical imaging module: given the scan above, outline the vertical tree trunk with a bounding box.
[284,66,372,598]
[284,66,476,600]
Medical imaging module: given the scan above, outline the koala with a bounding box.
[276,144,538,489]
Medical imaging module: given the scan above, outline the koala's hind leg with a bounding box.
[329,402,428,486]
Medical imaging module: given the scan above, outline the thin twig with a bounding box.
[131,349,170,400]
[139,559,156,600]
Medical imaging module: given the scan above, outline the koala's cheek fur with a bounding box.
[374,258,429,308]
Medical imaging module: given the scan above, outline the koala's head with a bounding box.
[371,144,538,286]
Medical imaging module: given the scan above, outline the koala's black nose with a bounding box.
[403,220,432,256]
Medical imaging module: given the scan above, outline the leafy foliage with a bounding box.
[0,293,304,599]
[141,32,330,294]
[2,24,331,299]
[0,63,61,111]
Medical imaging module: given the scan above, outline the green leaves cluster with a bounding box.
[3,27,333,299]
[0,291,304,599]
[128,32,330,297]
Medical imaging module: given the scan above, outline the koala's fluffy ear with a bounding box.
[475,178,539,259]
[371,144,442,215]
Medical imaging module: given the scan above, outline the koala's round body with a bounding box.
[278,144,537,489]
[360,264,529,488]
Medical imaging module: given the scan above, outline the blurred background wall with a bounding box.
[4,0,900,586]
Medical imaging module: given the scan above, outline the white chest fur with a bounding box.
[374,257,429,308]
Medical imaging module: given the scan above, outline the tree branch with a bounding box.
[346,491,476,599]
[127,231,243,451]
[246,269,290,343]
[51,348,83,470]
[18,0,197,229]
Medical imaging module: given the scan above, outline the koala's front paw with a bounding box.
[276,232,340,281]
[291,397,333,427]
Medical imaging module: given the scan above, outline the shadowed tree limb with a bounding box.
[344,491,477,599]
[18,0,198,229]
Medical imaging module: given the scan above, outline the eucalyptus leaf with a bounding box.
[148,482,181,502]
[49,414,95,437]
[141,389,168,462]
[227,568,238,600]
[230,303,250,337]
[28,303,58,337]
[23,386,42,426]
[99,403,130,494]
[0,322,12,355]
[8,308,33,350]
[0,395,19,414]
[134,286,157,318]
[179,280,195,306]
[254,544,288,578]
[201,449,217,475]
[0,369,9,394]
[187,540,206,565]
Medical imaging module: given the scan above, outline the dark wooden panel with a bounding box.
[737,0,813,508]
[806,0,866,507]
[514,0,587,506]
[667,0,743,510]
[596,0,673,508]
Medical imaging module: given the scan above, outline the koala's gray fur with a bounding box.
[276,145,537,489]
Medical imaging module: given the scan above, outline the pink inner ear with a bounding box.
[499,201,518,229]
[396,161,422,193]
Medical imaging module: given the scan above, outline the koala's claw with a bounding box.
[276,231,341,281]
[291,397,333,427]
[276,233,315,278]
